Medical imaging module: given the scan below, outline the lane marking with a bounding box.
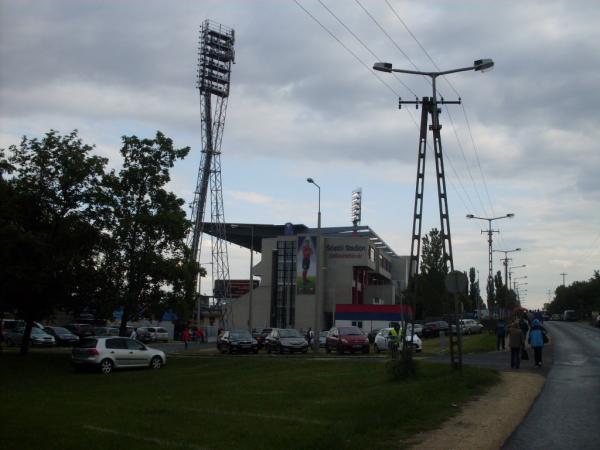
[83,425,208,450]
[185,407,328,425]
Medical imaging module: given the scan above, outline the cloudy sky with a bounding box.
[2,0,599,309]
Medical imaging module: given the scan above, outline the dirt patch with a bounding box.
[407,371,545,450]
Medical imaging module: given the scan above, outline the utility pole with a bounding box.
[560,272,568,286]
[467,214,515,310]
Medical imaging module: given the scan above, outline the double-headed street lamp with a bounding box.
[307,177,322,352]
[466,214,514,307]
[373,59,494,277]
[508,264,526,290]
[493,248,521,292]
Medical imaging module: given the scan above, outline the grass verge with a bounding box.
[0,352,499,450]
[421,332,497,355]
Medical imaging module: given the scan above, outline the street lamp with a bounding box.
[493,248,521,289]
[466,214,514,309]
[231,224,255,332]
[197,261,213,324]
[307,177,322,352]
[508,264,526,289]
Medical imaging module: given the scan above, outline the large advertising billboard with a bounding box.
[296,236,317,295]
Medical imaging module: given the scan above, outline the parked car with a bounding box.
[71,337,166,374]
[136,326,169,343]
[563,310,577,321]
[264,328,309,354]
[4,327,56,347]
[406,323,424,337]
[367,328,380,344]
[43,326,79,346]
[252,328,272,349]
[65,323,95,338]
[450,319,484,335]
[319,330,328,348]
[550,314,561,321]
[217,330,259,354]
[422,321,450,338]
[325,326,370,354]
[373,327,422,353]
[94,326,120,337]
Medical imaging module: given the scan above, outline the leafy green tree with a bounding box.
[99,132,199,336]
[486,277,495,311]
[0,131,107,354]
[414,228,450,318]
[468,267,480,311]
[548,271,600,317]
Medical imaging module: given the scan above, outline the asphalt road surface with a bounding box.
[503,321,600,450]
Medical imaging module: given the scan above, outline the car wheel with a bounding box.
[267,345,272,354]
[150,356,163,370]
[374,343,380,353]
[363,346,370,354]
[228,345,233,354]
[302,349,308,354]
[279,344,284,354]
[100,359,114,375]
[325,345,331,354]
[336,344,343,354]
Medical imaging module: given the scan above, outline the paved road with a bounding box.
[503,321,600,450]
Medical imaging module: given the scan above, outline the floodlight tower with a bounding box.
[351,188,362,228]
[189,20,235,328]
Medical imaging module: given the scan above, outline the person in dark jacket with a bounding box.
[495,320,507,351]
[528,318,547,366]
[519,316,529,339]
[508,321,525,369]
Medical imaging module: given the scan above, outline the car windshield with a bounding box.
[339,327,362,335]
[230,331,251,340]
[31,328,47,336]
[279,329,302,338]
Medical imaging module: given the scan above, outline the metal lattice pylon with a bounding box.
[188,20,235,328]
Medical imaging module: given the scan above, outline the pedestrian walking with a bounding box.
[182,327,191,350]
[130,328,137,340]
[519,315,529,340]
[508,321,525,369]
[528,318,547,367]
[495,319,507,351]
[196,327,205,343]
[306,327,313,346]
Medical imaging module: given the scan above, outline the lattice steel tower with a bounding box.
[189,20,235,328]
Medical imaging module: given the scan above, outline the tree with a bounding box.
[0,131,107,354]
[486,277,495,311]
[414,228,450,318]
[468,267,480,312]
[99,132,199,336]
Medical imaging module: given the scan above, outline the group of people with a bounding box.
[181,327,205,350]
[495,316,548,368]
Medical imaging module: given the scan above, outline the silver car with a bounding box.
[4,327,56,347]
[72,337,166,374]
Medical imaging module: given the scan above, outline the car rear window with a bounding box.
[157,328,167,333]
[77,338,98,348]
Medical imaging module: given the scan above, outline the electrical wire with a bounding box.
[292,0,400,98]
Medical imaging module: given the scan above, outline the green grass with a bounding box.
[421,332,497,355]
[0,352,499,450]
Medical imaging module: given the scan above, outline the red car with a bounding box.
[325,326,370,354]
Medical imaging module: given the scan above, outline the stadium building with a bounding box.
[202,223,411,332]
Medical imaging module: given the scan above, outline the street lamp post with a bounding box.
[493,248,521,318]
[231,224,255,332]
[307,178,322,352]
[197,261,213,324]
[373,59,494,279]
[466,213,514,309]
[508,264,526,291]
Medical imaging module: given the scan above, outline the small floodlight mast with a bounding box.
[188,19,235,329]
[351,188,362,227]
